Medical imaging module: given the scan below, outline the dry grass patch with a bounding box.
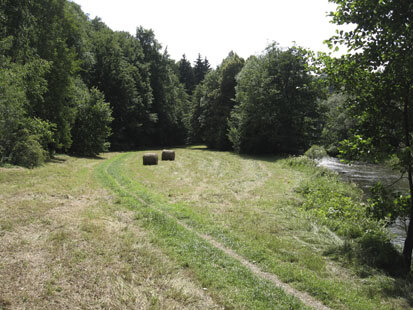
[0,155,221,310]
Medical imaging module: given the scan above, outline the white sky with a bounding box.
[72,0,345,68]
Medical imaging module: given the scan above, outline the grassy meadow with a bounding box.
[0,147,412,309]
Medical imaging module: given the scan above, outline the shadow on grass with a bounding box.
[70,154,106,160]
[48,156,67,163]
[325,235,413,306]
[187,145,286,164]
[0,296,11,309]
[47,153,106,164]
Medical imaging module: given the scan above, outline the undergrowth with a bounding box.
[285,156,405,275]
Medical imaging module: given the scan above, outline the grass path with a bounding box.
[98,153,328,309]
[96,152,311,309]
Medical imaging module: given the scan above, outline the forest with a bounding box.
[1,0,413,274]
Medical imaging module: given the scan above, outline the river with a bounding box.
[317,157,409,248]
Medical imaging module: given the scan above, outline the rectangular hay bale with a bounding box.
[161,150,175,161]
[143,153,158,165]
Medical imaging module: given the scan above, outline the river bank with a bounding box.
[317,157,409,247]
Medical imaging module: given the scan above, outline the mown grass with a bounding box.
[0,154,222,309]
[98,147,412,310]
[96,152,310,310]
[1,147,412,309]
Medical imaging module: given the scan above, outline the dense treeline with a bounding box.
[1,0,327,168]
[0,0,192,166]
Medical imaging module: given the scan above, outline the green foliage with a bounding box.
[193,53,210,85]
[70,87,113,157]
[367,182,410,224]
[297,175,369,238]
[1,0,196,165]
[304,145,327,159]
[11,134,46,168]
[284,156,317,170]
[322,0,413,164]
[26,117,56,159]
[338,135,378,162]
[0,46,54,166]
[189,52,244,149]
[320,93,355,156]
[288,156,384,238]
[324,0,413,269]
[328,231,403,274]
[0,62,27,163]
[229,44,323,154]
[287,156,403,272]
[87,25,153,150]
[177,54,195,94]
[136,27,189,147]
[355,231,403,272]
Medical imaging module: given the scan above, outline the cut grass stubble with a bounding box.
[0,155,221,310]
[96,153,311,310]
[100,149,412,310]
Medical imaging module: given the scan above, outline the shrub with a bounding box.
[304,145,327,159]
[356,230,403,271]
[0,55,53,167]
[367,182,410,224]
[292,158,386,239]
[27,118,56,160]
[11,135,46,168]
[291,160,403,272]
[284,156,317,170]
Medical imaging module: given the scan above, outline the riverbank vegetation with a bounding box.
[321,0,413,270]
[288,156,404,273]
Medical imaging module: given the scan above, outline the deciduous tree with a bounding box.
[324,0,413,271]
[229,45,322,154]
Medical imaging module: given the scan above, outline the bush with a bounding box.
[27,118,56,160]
[356,230,403,271]
[304,145,327,159]
[292,161,402,273]
[11,135,46,168]
[293,161,386,239]
[284,155,317,170]
[367,182,410,224]
[0,54,53,167]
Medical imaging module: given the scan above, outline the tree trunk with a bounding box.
[402,167,413,272]
[402,92,413,272]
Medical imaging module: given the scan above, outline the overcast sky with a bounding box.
[72,0,344,67]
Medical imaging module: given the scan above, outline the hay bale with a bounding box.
[162,150,175,161]
[143,153,158,165]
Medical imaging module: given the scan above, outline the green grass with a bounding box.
[0,154,223,309]
[96,152,310,309]
[1,147,412,309]
[94,147,412,310]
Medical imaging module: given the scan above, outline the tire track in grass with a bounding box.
[97,153,330,310]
